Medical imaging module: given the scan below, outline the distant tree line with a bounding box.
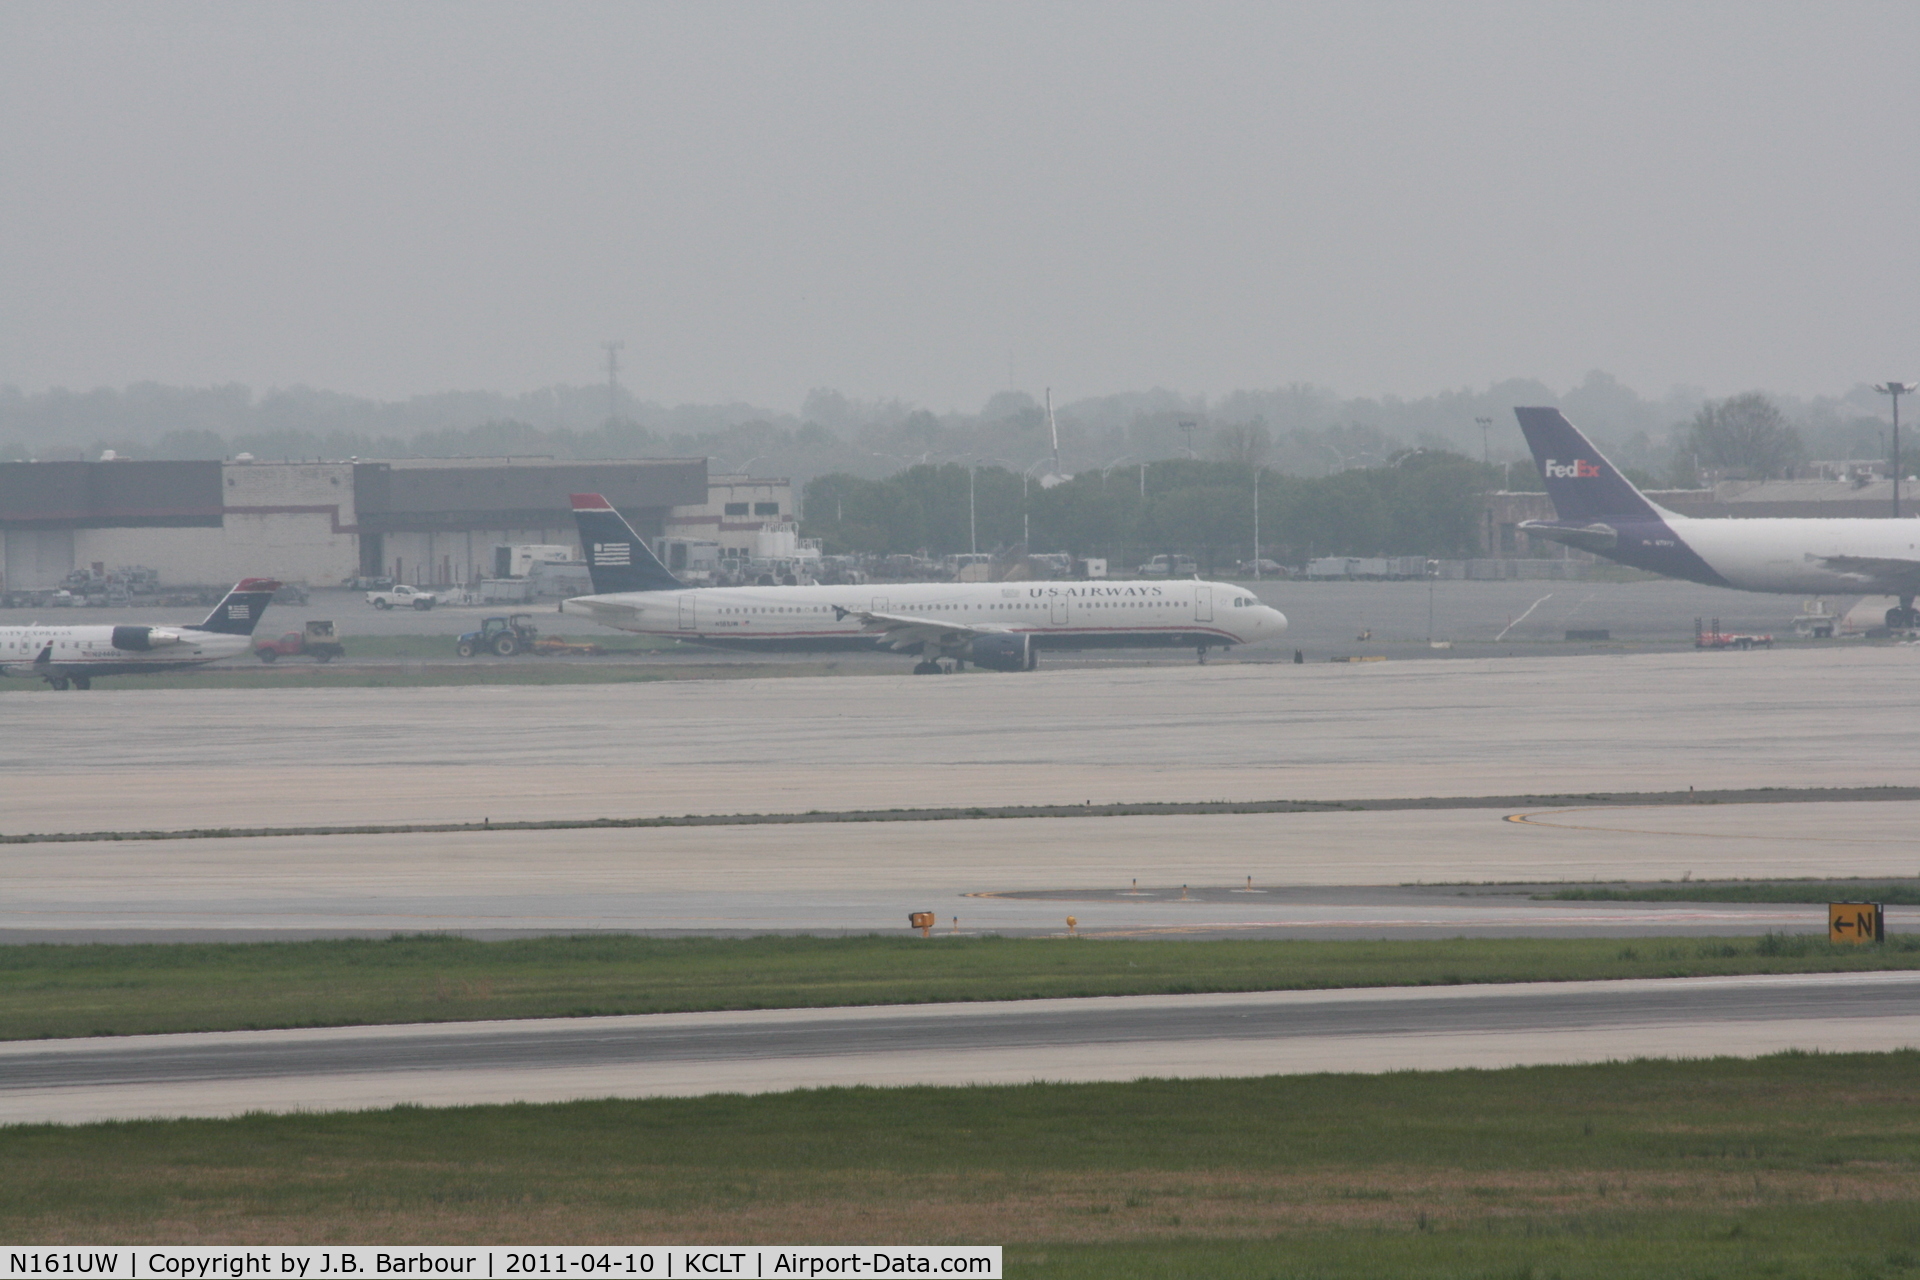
[2,380,1906,499]
[801,450,1500,567]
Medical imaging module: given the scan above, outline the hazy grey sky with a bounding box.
[4,1,1917,411]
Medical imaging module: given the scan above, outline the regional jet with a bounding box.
[1516,407,1920,628]
[562,495,1286,671]
[0,578,281,689]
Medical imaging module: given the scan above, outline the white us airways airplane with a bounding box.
[561,494,1287,671]
[1517,407,1920,627]
[0,578,280,690]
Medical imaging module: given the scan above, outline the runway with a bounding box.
[5,802,1917,939]
[3,649,1917,835]
[6,971,1917,1124]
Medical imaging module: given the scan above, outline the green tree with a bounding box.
[1685,392,1804,480]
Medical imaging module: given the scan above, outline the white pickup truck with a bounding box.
[366,584,437,611]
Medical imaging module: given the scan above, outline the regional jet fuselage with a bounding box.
[0,578,281,689]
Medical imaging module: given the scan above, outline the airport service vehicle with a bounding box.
[1694,619,1773,651]
[457,615,538,657]
[255,620,345,663]
[1517,406,1920,628]
[0,578,280,690]
[366,584,436,611]
[1137,554,1198,577]
[562,494,1288,672]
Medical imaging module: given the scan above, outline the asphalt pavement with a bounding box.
[8,971,1917,1124]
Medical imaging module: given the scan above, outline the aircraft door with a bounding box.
[1050,596,1068,625]
[677,593,697,630]
[1194,586,1213,622]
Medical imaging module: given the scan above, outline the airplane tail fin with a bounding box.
[1513,407,1667,523]
[570,494,684,593]
[189,578,281,635]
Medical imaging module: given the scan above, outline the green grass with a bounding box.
[1542,881,1920,906]
[5,1052,1920,1269]
[5,932,1917,1041]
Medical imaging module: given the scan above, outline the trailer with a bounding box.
[1695,618,1773,650]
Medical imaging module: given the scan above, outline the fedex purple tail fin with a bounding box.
[1513,407,1664,524]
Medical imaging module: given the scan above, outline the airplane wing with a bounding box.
[831,607,1014,652]
[1809,554,1920,593]
[0,643,53,678]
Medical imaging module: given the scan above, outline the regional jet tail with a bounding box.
[0,578,281,690]
[1515,407,1920,626]
[188,577,283,634]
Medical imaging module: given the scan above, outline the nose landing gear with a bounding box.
[1888,596,1918,630]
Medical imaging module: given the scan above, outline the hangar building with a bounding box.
[0,456,752,590]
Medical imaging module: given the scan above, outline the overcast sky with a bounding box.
[3,1,1917,412]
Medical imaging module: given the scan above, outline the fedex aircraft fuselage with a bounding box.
[0,579,281,689]
[1516,407,1920,626]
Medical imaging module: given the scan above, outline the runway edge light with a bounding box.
[1828,901,1885,945]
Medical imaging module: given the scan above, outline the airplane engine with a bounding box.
[111,626,182,651]
[966,632,1036,672]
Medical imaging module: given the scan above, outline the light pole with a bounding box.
[1179,420,1197,458]
[966,457,1013,557]
[1426,559,1440,644]
[1022,459,1049,548]
[1476,417,1492,470]
[1875,383,1916,518]
[1251,468,1261,579]
[968,463,977,555]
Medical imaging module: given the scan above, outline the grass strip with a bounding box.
[9,784,1920,845]
[4,932,1918,1041]
[1542,881,1920,905]
[4,1051,1919,1270]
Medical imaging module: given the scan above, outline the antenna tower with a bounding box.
[603,340,626,425]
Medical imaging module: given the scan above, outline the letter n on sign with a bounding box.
[1828,902,1885,945]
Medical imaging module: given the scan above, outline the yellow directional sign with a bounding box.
[1828,902,1885,945]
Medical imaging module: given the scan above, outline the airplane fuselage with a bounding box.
[563,578,1287,653]
[1533,512,1920,595]
[0,624,252,680]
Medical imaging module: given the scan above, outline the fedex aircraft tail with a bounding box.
[570,494,684,594]
[1513,407,1666,524]
[189,578,281,635]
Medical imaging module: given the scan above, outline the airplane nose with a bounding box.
[1267,606,1288,634]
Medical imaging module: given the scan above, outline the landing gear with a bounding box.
[1888,596,1917,630]
[912,660,942,675]
[48,676,69,691]
[70,675,91,690]
[1196,645,1209,665]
